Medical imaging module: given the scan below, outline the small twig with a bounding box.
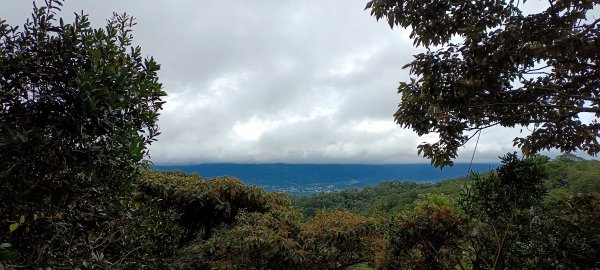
[114,243,148,265]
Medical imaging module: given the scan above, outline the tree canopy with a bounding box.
[0,0,165,203]
[366,0,600,167]
[0,0,165,266]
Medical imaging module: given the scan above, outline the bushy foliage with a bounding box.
[460,153,547,225]
[293,179,466,219]
[180,208,304,270]
[544,153,600,195]
[0,1,165,267]
[530,192,600,269]
[459,154,548,269]
[301,209,384,270]
[0,0,164,205]
[293,154,599,270]
[380,194,467,270]
[141,170,383,270]
[139,170,291,244]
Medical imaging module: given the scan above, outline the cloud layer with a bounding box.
[3,0,550,164]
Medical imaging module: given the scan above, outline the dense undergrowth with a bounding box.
[2,153,599,269]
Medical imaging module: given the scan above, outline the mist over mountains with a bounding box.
[153,163,498,194]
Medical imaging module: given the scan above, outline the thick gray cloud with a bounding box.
[4,0,579,165]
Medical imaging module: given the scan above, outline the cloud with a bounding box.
[3,0,551,165]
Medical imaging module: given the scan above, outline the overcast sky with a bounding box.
[3,0,585,165]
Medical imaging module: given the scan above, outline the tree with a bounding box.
[533,192,600,269]
[460,153,548,269]
[0,0,165,266]
[138,170,306,269]
[366,0,600,167]
[300,209,383,270]
[380,194,467,270]
[139,171,293,245]
[182,209,304,270]
[0,0,165,201]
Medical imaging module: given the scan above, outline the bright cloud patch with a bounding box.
[356,120,396,133]
[232,119,275,141]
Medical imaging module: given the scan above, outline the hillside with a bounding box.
[293,154,600,219]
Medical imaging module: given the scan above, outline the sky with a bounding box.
[2,0,590,165]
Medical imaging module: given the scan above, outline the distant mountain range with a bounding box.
[153,163,498,195]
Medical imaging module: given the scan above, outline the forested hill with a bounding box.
[153,163,497,194]
[293,155,600,218]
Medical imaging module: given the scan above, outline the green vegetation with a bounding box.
[295,155,600,218]
[1,1,599,269]
[366,0,600,167]
[293,178,466,219]
[1,0,165,267]
[293,154,600,269]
